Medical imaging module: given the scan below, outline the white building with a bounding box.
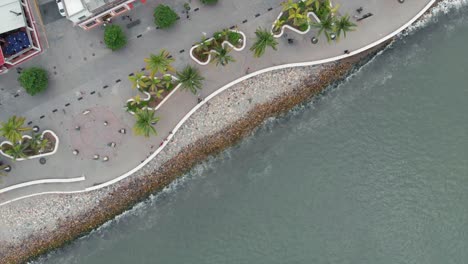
[62,0,140,30]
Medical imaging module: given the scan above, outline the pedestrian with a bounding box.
[245,67,250,74]
[197,97,203,103]
[344,50,350,54]
[356,7,363,14]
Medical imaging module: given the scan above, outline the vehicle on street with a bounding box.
[56,0,66,17]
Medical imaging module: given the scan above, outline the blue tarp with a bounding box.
[2,31,30,56]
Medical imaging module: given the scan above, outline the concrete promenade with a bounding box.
[0,0,434,205]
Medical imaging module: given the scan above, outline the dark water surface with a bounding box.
[38,4,468,264]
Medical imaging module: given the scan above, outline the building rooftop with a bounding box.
[63,0,86,16]
[0,0,26,34]
[83,0,109,12]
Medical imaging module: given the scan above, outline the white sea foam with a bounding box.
[402,0,468,36]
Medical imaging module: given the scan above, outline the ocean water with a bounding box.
[37,3,468,264]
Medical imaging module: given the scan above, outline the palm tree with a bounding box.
[160,75,175,91]
[144,49,175,77]
[335,15,356,40]
[288,6,308,27]
[315,0,339,20]
[212,46,235,66]
[0,116,30,143]
[151,88,164,99]
[129,94,143,107]
[194,38,212,62]
[195,37,212,54]
[28,132,48,154]
[128,72,149,90]
[133,109,159,138]
[250,27,278,58]
[281,0,298,12]
[147,77,162,93]
[176,65,204,94]
[312,14,336,42]
[303,0,320,12]
[272,19,285,33]
[4,142,28,160]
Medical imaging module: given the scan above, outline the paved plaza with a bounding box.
[0,0,434,204]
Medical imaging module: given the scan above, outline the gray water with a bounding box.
[39,4,468,264]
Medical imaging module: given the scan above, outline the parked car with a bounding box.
[56,0,66,17]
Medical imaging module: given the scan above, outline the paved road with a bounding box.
[0,0,434,204]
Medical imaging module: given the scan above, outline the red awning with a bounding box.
[0,48,4,66]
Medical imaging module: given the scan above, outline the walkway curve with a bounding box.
[0,0,436,207]
[0,176,85,194]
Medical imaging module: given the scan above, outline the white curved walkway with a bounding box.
[0,0,435,207]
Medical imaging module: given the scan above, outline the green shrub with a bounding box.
[298,23,309,31]
[103,25,127,51]
[227,31,241,45]
[213,31,224,41]
[154,4,179,29]
[18,67,48,96]
[200,0,218,5]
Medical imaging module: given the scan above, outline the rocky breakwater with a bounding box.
[0,41,391,264]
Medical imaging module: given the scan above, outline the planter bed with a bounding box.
[0,130,59,161]
[271,0,337,38]
[271,11,321,38]
[190,29,247,65]
[125,74,181,115]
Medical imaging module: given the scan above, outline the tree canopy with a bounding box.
[176,65,204,94]
[250,27,278,58]
[18,67,48,96]
[154,4,179,29]
[133,109,159,137]
[104,24,127,51]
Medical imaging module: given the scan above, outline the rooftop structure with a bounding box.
[63,0,141,30]
[0,0,42,74]
[63,0,88,16]
[0,0,26,34]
